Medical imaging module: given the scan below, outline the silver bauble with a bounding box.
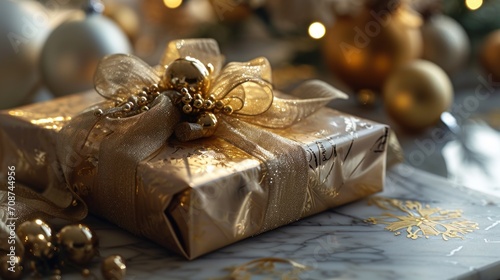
[0,0,49,109]
[40,13,131,97]
[421,14,470,74]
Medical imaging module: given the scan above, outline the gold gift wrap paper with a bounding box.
[0,92,388,259]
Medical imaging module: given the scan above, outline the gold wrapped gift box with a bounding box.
[0,92,388,259]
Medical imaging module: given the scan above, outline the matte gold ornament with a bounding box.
[383,60,453,131]
[0,255,23,280]
[421,14,470,74]
[40,11,131,97]
[162,57,211,94]
[16,219,55,259]
[56,224,99,265]
[101,255,126,280]
[323,0,422,92]
[480,29,500,83]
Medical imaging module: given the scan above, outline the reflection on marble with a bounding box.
[443,121,500,197]
[61,165,500,280]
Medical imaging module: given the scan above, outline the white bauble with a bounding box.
[421,14,470,74]
[40,13,131,97]
[0,0,49,109]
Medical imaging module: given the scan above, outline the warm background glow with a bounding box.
[163,0,183,9]
[465,0,483,10]
[308,22,326,39]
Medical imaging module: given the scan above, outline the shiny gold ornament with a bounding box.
[0,255,22,280]
[101,255,126,280]
[197,112,219,137]
[383,60,453,131]
[162,57,211,94]
[16,219,55,259]
[57,224,99,265]
[323,0,422,91]
[480,29,500,83]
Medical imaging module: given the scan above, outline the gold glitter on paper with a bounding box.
[365,197,479,240]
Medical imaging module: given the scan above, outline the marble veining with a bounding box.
[58,165,500,279]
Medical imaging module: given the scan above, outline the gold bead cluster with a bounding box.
[95,84,163,118]
[174,87,234,116]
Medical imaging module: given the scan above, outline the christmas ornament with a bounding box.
[103,2,139,41]
[101,255,126,280]
[0,255,23,280]
[383,60,453,131]
[0,0,49,109]
[16,219,56,260]
[56,224,99,266]
[480,29,500,83]
[421,14,470,74]
[323,0,422,92]
[40,1,131,97]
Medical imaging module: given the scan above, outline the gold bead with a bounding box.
[101,255,126,280]
[137,96,148,106]
[197,112,218,128]
[94,109,104,117]
[208,94,216,101]
[181,93,193,104]
[193,93,203,100]
[81,268,91,277]
[180,87,189,95]
[215,100,224,110]
[222,105,234,115]
[0,255,22,280]
[206,63,214,74]
[193,99,204,109]
[57,224,99,266]
[138,90,148,97]
[122,103,132,112]
[17,219,55,260]
[150,84,159,92]
[152,91,160,97]
[203,100,214,109]
[140,106,149,112]
[183,104,193,114]
[127,95,138,105]
[162,57,211,94]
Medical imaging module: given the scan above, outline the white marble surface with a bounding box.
[52,164,500,280]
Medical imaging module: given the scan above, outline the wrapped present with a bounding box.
[0,39,389,259]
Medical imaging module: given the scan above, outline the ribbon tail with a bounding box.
[238,80,348,128]
[215,116,309,233]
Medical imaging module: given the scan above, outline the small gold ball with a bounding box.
[215,100,224,109]
[203,100,214,109]
[222,105,234,115]
[94,109,104,117]
[193,93,203,100]
[122,103,132,112]
[137,96,148,106]
[81,268,91,277]
[193,99,204,109]
[150,84,159,92]
[181,93,193,104]
[138,90,148,97]
[17,219,55,260]
[208,94,216,101]
[0,255,22,280]
[127,95,138,105]
[101,255,126,280]
[180,87,189,95]
[57,224,99,266]
[183,104,193,114]
[140,106,149,112]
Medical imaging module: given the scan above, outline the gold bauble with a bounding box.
[421,14,469,74]
[323,0,422,91]
[57,224,99,266]
[163,57,211,94]
[480,29,500,83]
[0,255,22,280]
[16,219,55,259]
[383,60,453,131]
[101,255,126,280]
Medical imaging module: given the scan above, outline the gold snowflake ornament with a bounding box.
[365,197,479,240]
